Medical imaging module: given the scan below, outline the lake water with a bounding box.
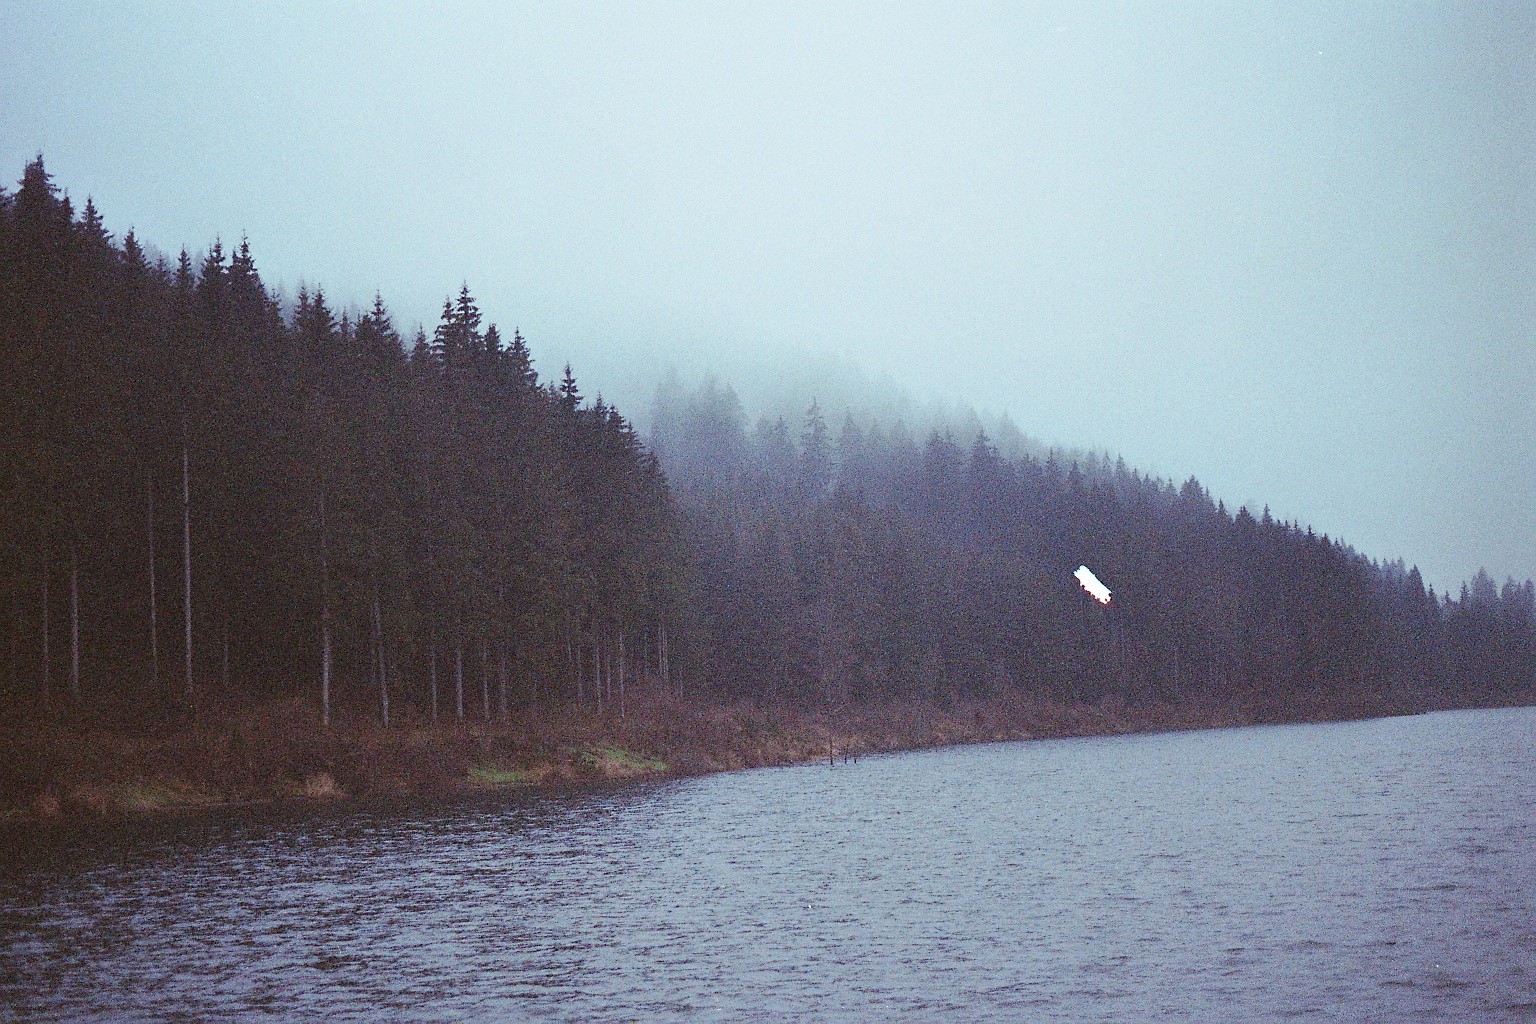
[2,707,1534,1022]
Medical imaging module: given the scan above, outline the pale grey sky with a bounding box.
[3,1,1531,593]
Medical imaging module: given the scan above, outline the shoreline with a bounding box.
[3,686,1529,828]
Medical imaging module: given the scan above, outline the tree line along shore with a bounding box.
[1,156,1532,821]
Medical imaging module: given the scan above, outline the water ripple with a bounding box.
[2,707,1534,1021]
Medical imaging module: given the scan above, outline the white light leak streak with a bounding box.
[1074,565,1112,605]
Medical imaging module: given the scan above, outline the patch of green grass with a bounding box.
[467,765,531,786]
[110,782,202,811]
[578,746,668,776]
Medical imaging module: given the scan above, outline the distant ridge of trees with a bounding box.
[1,156,1531,727]
[649,367,1535,713]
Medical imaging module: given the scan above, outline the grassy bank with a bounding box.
[0,683,1501,823]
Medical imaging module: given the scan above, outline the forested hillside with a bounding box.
[652,376,1536,715]
[1,157,1532,736]
[0,158,683,725]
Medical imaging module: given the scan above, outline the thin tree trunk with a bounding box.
[9,590,21,698]
[318,488,332,728]
[480,640,489,721]
[566,615,577,700]
[181,421,193,703]
[69,538,80,702]
[373,587,389,728]
[454,638,465,721]
[367,620,379,700]
[40,529,50,705]
[429,641,439,724]
[388,647,402,724]
[660,617,672,698]
[6,590,16,696]
[607,632,614,706]
[321,616,332,729]
[368,532,389,729]
[618,630,626,718]
[221,605,230,692]
[148,472,160,702]
[592,635,601,710]
[497,642,508,721]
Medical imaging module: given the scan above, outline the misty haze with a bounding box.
[2,3,1533,1022]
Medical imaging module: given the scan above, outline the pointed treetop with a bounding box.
[78,196,110,247]
[122,229,148,274]
[295,284,336,350]
[409,327,435,368]
[559,364,581,411]
[838,411,864,448]
[229,235,256,277]
[18,154,58,205]
[504,327,537,389]
[175,248,194,293]
[455,283,482,331]
[198,238,227,306]
[433,287,484,366]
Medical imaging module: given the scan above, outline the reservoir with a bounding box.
[2,707,1533,1021]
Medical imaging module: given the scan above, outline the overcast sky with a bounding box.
[3,1,1531,594]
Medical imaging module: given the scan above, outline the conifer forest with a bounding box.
[2,157,1533,736]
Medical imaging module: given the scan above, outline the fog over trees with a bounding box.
[652,377,1534,711]
[2,158,1532,726]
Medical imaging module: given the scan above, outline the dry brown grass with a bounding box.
[0,678,1500,822]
